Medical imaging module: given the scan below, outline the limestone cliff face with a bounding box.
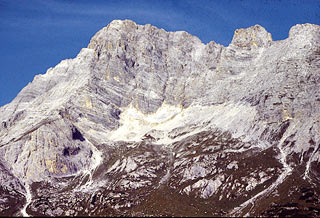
[0,20,320,216]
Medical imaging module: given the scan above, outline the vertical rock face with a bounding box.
[0,19,320,216]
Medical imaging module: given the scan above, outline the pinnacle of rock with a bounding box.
[230,24,273,48]
[1,19,320,217]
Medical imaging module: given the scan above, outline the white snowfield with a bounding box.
[108,102,257,145]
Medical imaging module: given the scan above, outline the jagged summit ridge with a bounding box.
[0,20,320,216]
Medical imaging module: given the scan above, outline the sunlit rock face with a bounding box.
[0,20,320,217]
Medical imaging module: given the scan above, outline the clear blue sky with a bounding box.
[0,0,319,106]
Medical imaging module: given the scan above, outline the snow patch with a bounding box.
[21,183,32,217]
[108,102,256,145]
[108,103,182,142]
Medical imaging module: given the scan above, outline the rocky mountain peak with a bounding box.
[1,20,320,217]
[108,19,134,29]
[230,24,272,49]
[289,23,320,39]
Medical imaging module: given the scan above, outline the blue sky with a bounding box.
[0,0,319,106]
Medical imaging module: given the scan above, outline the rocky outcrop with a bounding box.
[0,20,320,216]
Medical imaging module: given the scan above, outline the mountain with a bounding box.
[0,19,320,217]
